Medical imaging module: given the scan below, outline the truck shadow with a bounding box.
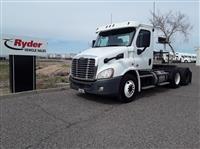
[77,93,120,105]
[136,86,171,99]
[77,86,172,105]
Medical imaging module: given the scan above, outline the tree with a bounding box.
[149,11,192,55]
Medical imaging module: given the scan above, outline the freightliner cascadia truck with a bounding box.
[70,21,192,102]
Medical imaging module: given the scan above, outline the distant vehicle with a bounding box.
[155,52,197,63]
[175,52,197,63]
[162,52,174,63]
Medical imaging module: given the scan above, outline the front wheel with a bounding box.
[118,74,138,103]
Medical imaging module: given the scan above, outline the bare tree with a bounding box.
[149,11,192,55]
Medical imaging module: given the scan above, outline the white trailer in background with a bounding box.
[158,52,197,63]
[196,48,200,66]
[175,52,197,63]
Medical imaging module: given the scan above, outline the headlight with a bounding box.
[97,68,114,79]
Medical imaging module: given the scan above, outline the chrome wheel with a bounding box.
[124,80,135,98]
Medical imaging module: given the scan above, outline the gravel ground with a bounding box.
[0,64,199,149]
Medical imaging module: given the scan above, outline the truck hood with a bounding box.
[75,46,127,59]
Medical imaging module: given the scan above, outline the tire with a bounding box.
[184,60,188,63]
[178,68,192,85]
[118,74,138,103]
[169,69,181,88]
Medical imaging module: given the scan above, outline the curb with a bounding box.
[0,84,70,100]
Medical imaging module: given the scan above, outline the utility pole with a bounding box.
[153,1,156,27]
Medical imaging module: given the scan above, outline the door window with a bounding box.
[136,30,151,47]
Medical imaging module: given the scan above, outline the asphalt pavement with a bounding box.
[0,64,200,149]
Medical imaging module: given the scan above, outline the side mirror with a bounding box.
[92,40,96,47]
[158,37,168,44]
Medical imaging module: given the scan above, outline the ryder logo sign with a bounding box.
[4,39,43,50]
[1,35,47,56]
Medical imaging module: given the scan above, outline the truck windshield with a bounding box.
[94,27,136,47]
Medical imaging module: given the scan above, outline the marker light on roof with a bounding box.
[112,24,115,27]
[127,22,130,25]
[109,25,111,27]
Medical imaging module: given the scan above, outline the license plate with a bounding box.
[78,88,85,93]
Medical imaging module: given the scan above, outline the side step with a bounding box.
[142,85,156,90]
[157,82,170,86]
[141,82,170,90]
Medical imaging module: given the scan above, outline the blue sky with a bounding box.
[1,0,199,54]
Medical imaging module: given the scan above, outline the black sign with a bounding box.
[9,55,36,93]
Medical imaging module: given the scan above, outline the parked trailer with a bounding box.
[154,51,197,63]
[70,21,192,103]
[196,48,200,66]
[175,52,197,63]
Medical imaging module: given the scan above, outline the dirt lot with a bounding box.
[36,58,71,89]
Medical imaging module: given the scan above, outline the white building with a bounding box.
[48,53,77,59]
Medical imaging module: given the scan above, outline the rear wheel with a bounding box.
[118,74,138,103]
[178,68,192,85]
[169,69,181,88]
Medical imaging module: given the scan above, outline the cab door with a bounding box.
[133,28,153,70]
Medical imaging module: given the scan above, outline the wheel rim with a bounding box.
[124,80,135,98]
[175,72,181,85]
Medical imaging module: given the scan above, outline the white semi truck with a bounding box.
[70,21,192,102]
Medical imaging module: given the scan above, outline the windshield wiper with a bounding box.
[94,45,124,48]
[94,45,107,48]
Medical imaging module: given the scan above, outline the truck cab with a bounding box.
[70,21,192,102]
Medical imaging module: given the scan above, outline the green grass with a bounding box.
[0,61,9,81]
[0,61,9,95]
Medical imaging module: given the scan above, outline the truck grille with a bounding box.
[71,58,96,80]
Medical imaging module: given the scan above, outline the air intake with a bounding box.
[71,58,96,80]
